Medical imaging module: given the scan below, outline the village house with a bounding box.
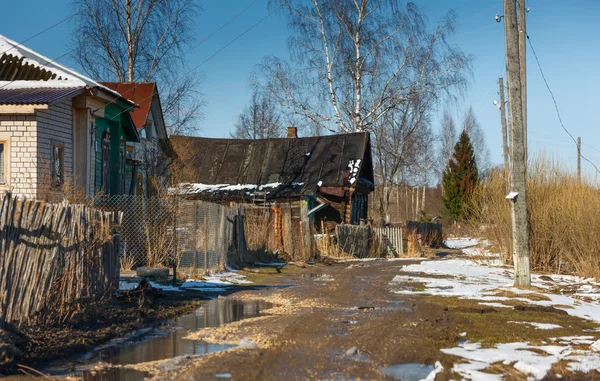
[0,34,140,199]
[100,82,169,197]
[170,127,374,226]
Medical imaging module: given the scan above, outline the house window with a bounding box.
[52,144,64,187]
[0,137,10,187]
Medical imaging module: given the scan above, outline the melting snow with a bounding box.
[443,238,480,249]
[508,321,562,330]
[174,182,282,195]
[390,244,600,379]
[390,258,600,324]
[442,340,600,380]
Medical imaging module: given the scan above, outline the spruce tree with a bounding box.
[442,130,479,221]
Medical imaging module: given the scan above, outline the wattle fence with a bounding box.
[0,194,121,327]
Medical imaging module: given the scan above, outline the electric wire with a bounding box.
[0,12,80,57]
[526,33,600,175]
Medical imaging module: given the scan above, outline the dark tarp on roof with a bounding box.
[0,87,83,105]
[171,132,374,200]
[0,53,66,81]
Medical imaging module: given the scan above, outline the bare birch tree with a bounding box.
[439,110,457,171]
[372,95,434,219]
[260,0,471,133]
[71,0,204,136]
[463,106,491,174]
[231,88,283,139]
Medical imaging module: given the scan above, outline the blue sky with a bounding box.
[2,0,599,175]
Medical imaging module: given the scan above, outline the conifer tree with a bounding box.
[442,130,479,220]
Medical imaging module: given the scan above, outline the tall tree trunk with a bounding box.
[126,0,134,81]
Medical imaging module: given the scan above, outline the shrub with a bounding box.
[470,154,600,278]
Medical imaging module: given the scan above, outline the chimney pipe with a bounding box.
[287,127,298,138]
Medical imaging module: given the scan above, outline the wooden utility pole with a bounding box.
[518,0,528,162]
[577,137,581,181]
[504,0,531,287]
[499,78,510,177]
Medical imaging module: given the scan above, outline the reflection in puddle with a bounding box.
[380,363,435,381]
[49,299,271,380]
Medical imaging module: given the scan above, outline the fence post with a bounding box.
[236,206,247,265]
[204,210,208,273]
[172,197,178,286]
[399,227,403,256]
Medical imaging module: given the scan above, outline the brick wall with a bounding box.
[0,114,39,198]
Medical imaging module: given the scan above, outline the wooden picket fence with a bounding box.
[0,193,122,327]
[374,226,403,256]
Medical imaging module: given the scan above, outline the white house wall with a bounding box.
[0,114,38,198]
[36,100,73,197]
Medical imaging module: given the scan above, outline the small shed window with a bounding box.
[52,144,64,187]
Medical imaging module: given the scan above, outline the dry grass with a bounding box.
[470,154,600,279]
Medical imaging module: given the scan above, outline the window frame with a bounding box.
[51,143,65,189]
[0,135,11,189]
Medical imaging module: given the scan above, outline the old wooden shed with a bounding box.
[170,128,374,225]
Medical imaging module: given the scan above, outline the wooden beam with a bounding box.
[0,105,47,114]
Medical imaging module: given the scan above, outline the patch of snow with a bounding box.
[347,159,361,185]
[551,336,596,345]
[202,272,253,285]
[118,280,183,292]
[387,257,427,262]
[425,361,444,380]
[442,341,562,380]
[444,238,480,249]
[591,340,600,352]
[389,258,600,324]
[478,302,511,308]
[508,321,562,330]
[215,373,232,378]
[173,182,282,195]
[443,340,600,379]
[338,258,380,262]
[149,281,183,292]
[119,280,138,291]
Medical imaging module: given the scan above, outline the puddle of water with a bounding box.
[48,299,271,380]
[380,363,435,381]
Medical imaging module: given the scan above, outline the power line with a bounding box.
[527,33,600,175]
[182,0,261,56]
[103,4,281,123]
[0,12,80,57]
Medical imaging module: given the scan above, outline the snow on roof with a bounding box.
[174,182,283,196]
[0,34,124,99]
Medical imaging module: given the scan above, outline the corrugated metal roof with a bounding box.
[0,87,83,105]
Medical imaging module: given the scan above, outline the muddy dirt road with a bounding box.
[136,255,598,381]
